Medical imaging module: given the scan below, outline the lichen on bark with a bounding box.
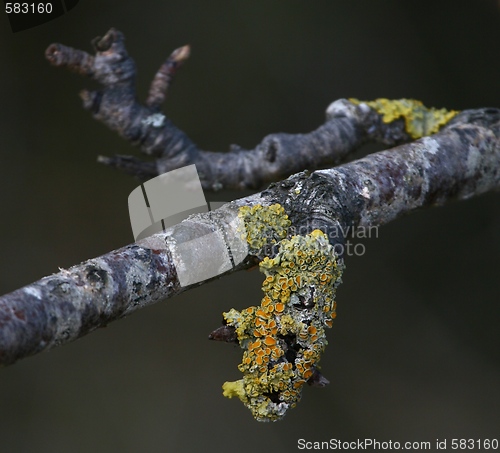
[222,205,344,421]
[349,98,459,139]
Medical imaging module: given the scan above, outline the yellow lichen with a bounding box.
[222,209,344,422]
[222,380,247,401]
[237,204,291,255]
[349,98,459,139]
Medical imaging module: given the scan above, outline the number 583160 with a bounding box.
[5,3,53,14]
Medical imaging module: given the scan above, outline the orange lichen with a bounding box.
[222,215,344,422]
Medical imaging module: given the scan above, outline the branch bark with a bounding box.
[0,104,498,366]
[45,28,420,191]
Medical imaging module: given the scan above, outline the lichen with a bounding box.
[222,211,344,422]
[349,98,459,139]
[237,204,291,256]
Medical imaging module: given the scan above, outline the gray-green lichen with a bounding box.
[222,205,344,421]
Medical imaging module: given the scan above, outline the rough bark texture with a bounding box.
[0,242,180,365]
[267,109,500,233]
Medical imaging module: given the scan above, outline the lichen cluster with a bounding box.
[222,208,344,422]
[237,204,291,255]
[349,98,459,139]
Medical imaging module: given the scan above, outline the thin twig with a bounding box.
[146,44,190,110]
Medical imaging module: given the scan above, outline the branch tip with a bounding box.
[307,369,330,387]
[208,325,238,343]
[171,44,191,63]
[145,44,191,110]
[44,43,62,64]
[79,89,101,113]
[91,27,124,53]
[44,43,95,77]
[97,155,158,181]
[96,155,111,165]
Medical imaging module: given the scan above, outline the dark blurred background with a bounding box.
[0,1,499,452]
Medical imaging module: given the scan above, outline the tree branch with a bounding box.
[1,105,498,367]
[45,28,454,191]
[1,28,498,421]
